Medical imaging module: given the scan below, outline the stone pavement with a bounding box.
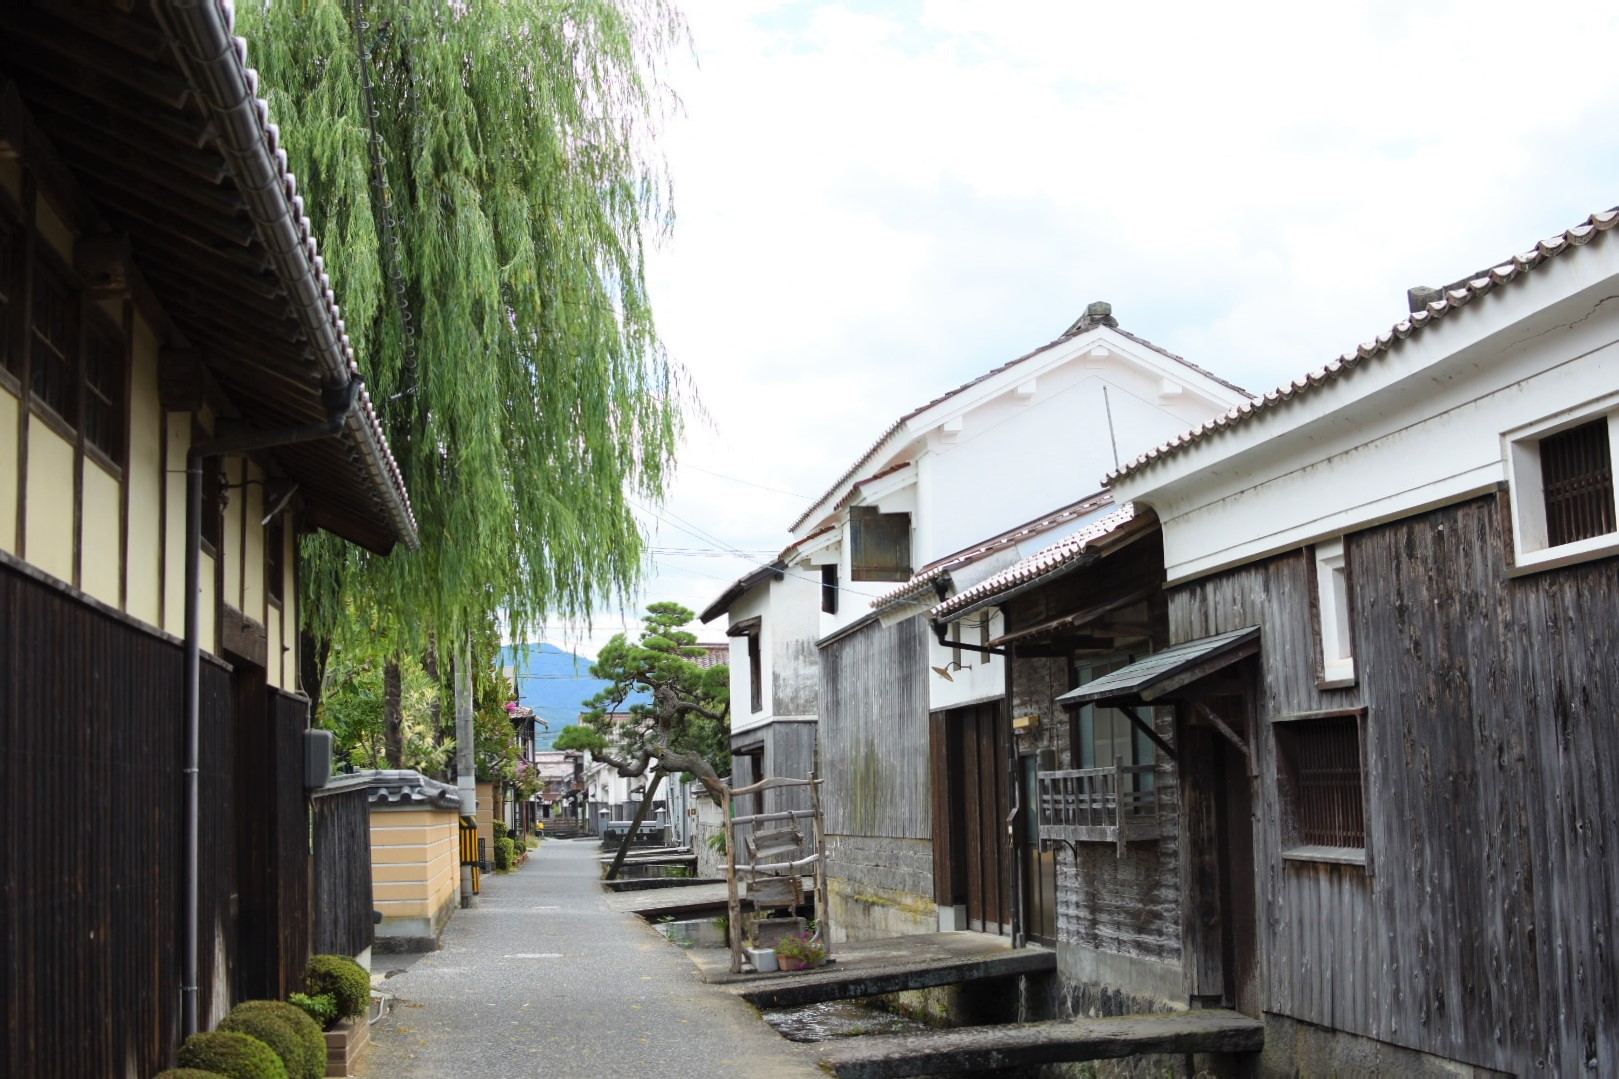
[358,838,824,1079]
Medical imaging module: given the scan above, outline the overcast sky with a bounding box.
[533,0,1619,657]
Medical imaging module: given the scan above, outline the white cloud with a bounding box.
[536,0,1619,652]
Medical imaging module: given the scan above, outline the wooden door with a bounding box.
[953,702,1010,933]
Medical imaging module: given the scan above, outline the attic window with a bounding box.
[849,506,911,582]
[1506,404,1619,572]
[821,564,838,614]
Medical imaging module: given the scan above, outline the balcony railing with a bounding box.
[1038,758,1159,856]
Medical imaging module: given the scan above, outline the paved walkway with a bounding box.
[359,838,823,1078]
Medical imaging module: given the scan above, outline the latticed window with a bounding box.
[1275,716,1364,850]
[83,324,124,461]
[31,262,75,421]
[1540,418,1615,547]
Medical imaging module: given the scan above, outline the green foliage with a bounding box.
[773,929,827,965]
[493,820,508,840]
[155,1071,230,1079]
[303,955,371,1020]
[553,723,608,754]
[239,0,691,656]
[316,627,449,773]
[176,1031,288,1079]
[578,601,730,784]
[287,992,338,1031]
[494,835,516,871]
[221,1001,324,1079]
[705,831,727,855]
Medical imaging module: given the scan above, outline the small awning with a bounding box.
[1056,627,1260,709]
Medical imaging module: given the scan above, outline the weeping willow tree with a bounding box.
[240,1,688,680]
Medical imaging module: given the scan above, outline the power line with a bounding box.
[680,464,811,500]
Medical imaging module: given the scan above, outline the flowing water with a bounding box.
[762,999,932,1042]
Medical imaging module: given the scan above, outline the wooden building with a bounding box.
[1097,209,1619,1072]
[930,507,1192,1015]
[0,5,417,1074]
[786,304,1248,941]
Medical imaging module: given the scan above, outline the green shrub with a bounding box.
[287,991,338,1030]
[302,954,370,1019]
[176,1030,288,1079]
[155,1070,230,1079]
[225,1000,325,1079]
[494,835,515,871]
[493,820,508,840]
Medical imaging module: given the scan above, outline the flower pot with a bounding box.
[324,1016,370,1077]
[777,954,822,972]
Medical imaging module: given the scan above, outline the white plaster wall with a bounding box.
[80,462,121,605]
[768,568,821,718]
[926,607,1006,711]
[25,423,75,584]
[727,585,769,735]
[124,316,163,627]
[1122,269,1619,584]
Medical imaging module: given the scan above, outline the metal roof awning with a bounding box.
[1056,626,1260,709]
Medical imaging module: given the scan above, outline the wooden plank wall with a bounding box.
[0,555,233,1076]
[819,617,930,839]
[312,785,375,958]
[762,720,818,816]
[270,690,312,992]
[1168,493,1619,1073]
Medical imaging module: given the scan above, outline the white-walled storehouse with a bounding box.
[1100,209,1619,1073]
[722,302,1251,941]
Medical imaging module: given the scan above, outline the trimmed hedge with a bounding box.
[225,1000,325,1079]
[155,1070,230,1079]
[494,835,515,870]
[303,953,370,1019]
[176,1031,288,1079]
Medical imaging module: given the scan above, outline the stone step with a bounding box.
[817,1009,1263,1078]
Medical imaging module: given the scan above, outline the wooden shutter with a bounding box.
[849,506,911,582]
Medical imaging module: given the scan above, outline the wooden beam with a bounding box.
[1116,705,1177,762]
[990,584,1155,648]
[1191,700,1250,772]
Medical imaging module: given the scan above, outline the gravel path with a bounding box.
[358,838,823,1078]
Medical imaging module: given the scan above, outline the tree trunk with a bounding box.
[383,655,404,768]
[606,771,664,882]
[423,637,446,778]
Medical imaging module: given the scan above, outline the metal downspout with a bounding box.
[181,380,359,1038]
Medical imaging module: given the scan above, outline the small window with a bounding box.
[849,505,911,582]
[747,631,762,714]
[266,514,285,604]
[82,321,125,463]
[1540,418,1615,547]
[1070,657,1155,785]
[1275,715,1365,853]
[820,563,838,614]
[1507,407,1619,569]
[1313,538,1354,685]
[30,261,76,423]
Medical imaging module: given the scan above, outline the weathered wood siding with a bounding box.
[312,784,376,958]
[1169,493,1619,1073]
[0,554,233,1076]
[763,719,818,815]
[820,616,931,839]
[1015,653,1184,967]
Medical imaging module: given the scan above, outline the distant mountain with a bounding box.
[499,642,649,750]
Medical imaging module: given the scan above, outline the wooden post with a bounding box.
[723,785,743,974]
[1113,755,1126,859]
[809,772,831,957]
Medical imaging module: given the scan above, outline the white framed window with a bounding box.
[1314,537,1355,686]
[1505,398,1619,573]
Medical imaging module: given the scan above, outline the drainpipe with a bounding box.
[182,379,360,1038]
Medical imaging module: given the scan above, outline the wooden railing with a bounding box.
[1038,758,1159,856]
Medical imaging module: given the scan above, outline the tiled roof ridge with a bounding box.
[789,312,1246,532]
[868,490,1115,611]
[932,503,1139,619]
[1107,206,1619,486]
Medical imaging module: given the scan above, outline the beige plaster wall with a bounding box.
[370,807,460,930]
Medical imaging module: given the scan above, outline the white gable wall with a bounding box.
[1115,250,1619,583]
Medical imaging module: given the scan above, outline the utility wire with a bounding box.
[679,464,811,500]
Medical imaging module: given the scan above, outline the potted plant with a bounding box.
[773,929,827,972]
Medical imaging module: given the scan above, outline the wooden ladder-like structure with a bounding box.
[722,772,829,973]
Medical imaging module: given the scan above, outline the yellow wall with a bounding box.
[25,423,75,584]
[370,808,459,924]
[124,316,163,626]
[0,387,16,553]
[162,418,189,637]
[79,462,120,605]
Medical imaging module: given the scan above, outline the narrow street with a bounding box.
[359,838,824,1078]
